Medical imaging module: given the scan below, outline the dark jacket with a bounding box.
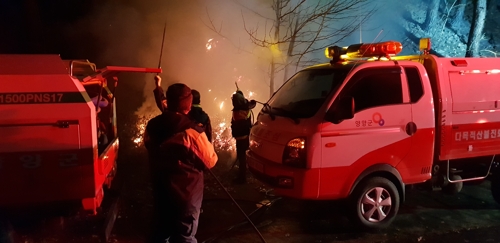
[189,105,212,142]
[231,91,256,139]
[144,111,201,212]
[144,110,217,172]
[153,86,167,113]
[145,111,199,171]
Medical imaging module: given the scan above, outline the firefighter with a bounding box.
[144,83,217,243]
[154,75,212,142]
[231,88,256,184]
[189,89,213,142]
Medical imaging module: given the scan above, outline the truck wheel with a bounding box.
[442,175,463,195]
[349,177,400,230]
[491,174,500,204]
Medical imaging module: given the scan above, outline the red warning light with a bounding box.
[353,41,403,58]
[325,41,403,62]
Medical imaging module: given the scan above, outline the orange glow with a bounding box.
[206,38,215,51]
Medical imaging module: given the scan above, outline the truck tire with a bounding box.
[349,177,400,230]
[442,175,463,195]
[491,174,500,205]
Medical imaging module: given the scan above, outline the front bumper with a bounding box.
[246,150,320,199]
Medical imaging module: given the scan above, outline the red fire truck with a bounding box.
[247,39,500,229]
[0,54,160,215]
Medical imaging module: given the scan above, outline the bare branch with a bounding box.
[205,0,377,93]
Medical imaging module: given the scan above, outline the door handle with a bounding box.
[405,122,417,136]
[56,120,78,128]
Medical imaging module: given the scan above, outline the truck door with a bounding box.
[397,66,435,183]
[320,66,412,195]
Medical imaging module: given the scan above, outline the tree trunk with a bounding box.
[270,60,275,97]
[424,0,440,32]
[451,0,467,29]
[283,9,300,85]
[270,0,281,96]
[465,0,486,57]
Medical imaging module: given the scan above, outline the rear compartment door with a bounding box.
[0,121,87,204]
[0,121,80,153]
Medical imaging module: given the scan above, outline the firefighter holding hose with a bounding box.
[231,84,256,184]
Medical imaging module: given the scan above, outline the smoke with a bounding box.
[56,0,409,120]
[42,0,407,143]
[0,0,408,119]
[57,0,277,148]
[66,0,272,121]
[120,0,275,125]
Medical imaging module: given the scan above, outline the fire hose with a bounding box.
[204,167,270,243]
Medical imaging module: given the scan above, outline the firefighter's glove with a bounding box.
[248,99,257,109]
[154,75,162,87]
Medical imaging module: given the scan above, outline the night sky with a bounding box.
[0,0,103,61]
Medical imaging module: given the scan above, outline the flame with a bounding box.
[132,116,153,147]
[131,114,235,153]
[219,101,224,110]
[212,117,235,152]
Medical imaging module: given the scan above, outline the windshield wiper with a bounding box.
[259,102,275,120]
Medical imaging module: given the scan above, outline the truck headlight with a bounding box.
[282,137,306,168]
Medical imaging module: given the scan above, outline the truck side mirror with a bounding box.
[325,96,355,124]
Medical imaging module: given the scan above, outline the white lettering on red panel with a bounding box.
[20,154,41,169]
[59,153,79,167]
[455,129,500,141]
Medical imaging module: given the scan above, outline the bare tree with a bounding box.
[206,0,374,96]
[465,0,486,57]
[424,0,441,32]
[451,0,467,30]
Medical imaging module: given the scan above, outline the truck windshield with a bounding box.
[265,68,349,118]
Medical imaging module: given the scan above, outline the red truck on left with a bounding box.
[0,54,160,215]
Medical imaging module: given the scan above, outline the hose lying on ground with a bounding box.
[204,168,280,243]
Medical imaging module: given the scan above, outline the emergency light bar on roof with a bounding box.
[325,41,403,63]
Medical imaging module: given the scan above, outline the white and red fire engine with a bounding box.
[247,39,500,229]
[0,55,160,215]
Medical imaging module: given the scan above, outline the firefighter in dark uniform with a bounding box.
[188,89,212,142]
[145,82,217,243]
[231,89,256,184]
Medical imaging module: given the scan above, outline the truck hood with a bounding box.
[249,112,316,163]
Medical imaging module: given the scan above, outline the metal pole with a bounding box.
[157,22,167,74]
